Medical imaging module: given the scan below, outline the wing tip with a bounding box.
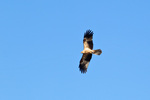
[80,69,87,74]
[84,29,94,38]
[79,64,87,74]
[80,70,87,74]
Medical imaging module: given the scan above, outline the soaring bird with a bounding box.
[79,30,102,73]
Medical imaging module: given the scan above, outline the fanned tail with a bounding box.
[93,49,102,55]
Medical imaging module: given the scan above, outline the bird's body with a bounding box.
[81,48,93,53]
[79,30,102,73]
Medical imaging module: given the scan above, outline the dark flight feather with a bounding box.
[84,30,94,38]
[79,53,92,73]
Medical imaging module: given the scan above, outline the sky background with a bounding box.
[0,0,150,100]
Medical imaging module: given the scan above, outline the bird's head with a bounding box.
[81,51,84,54]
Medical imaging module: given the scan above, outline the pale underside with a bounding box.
[81,47,94,54]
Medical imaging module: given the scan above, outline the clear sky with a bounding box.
[0,0,150,100]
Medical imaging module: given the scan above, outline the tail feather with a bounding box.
[93,49,102,55]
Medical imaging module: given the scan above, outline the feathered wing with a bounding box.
[83,30,93,50]
[79,53,92,73]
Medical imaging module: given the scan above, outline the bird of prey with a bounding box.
[79,30,102,73]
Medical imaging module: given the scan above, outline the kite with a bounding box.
[79,30,102,73]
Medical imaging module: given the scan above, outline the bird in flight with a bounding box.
[79,30,102,73]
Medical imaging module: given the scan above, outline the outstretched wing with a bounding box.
[83,30,93,50]
[79,53,92,73]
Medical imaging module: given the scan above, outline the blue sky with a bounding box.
[0,0,150,100]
